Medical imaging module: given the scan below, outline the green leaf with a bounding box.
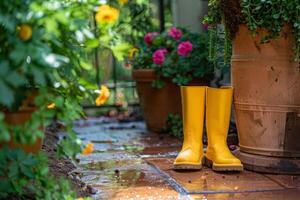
[0,129,10,142]
[20,165,34,178]
[0,180,12,197]
[8,162,19,178]
[9,45,27,65]
[111,43,132,61]
[32,67,46,85]
[0,61,9,76]
[45,18,59,36]
[85,38,99,48]
[0,80,14,106]
[5,72,27,87]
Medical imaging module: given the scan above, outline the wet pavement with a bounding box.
[70,118,300,199]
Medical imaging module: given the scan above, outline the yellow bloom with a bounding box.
[77,198,84,200]
[82,143,94,155]
[18,24,32,41]
[128,48,138,60]
[47,103,56,109]
[95,85,110,106]
[95,5,119,24]
[119,0,128,5]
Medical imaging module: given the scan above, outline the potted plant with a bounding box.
[205,0,300,173]
[132,27,214,132]
[0,90,45,154]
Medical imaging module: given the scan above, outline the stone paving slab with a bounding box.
[99,186,181,200]
[264,174,300,189]
[145,157,300,197]
[190,190,300,200]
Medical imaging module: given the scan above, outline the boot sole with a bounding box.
[204,157,243,172]
[173,164,202,170]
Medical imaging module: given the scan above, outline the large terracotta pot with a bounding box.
[232,25,300,174]
[133,69,207,132]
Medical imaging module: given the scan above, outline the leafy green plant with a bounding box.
[163,113,183,139]
[0,146,77,199]
[0,0,152,198]
[114,0,157,45]
[132,27,214,86]
[204,0,300,61]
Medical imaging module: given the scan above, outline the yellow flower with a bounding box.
[47,103,56,109]
[95,85,110,106]
[119,0,128,5]
[18,24,32,41]
[95,5,119,24]
[77,198,84,200]
[82,143,94,155]
[128,48,138,60]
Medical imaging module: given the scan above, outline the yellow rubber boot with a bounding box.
[173,86,206,170]
[205,87,243,171]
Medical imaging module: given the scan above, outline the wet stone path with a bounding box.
[70,118,300,200]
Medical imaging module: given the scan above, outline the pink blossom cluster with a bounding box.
[168,27,183,40]
[152,48,168,65]
[144,32,159,45]
[144,27,193,66]
[177,41,193,57]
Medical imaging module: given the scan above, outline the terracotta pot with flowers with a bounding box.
[132,27,214,132]
[205,0,300,173]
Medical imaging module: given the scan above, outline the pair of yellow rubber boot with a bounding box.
[173,86,243,171]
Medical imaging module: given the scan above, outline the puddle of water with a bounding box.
[80,159,146,171]
[91,140,114,144]
[140,151,178,159]
[77,152,138,165]
[74,120,186,199]
[123,144,145,152]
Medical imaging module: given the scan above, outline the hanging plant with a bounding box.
[204,0,300,62]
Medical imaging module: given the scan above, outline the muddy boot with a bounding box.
[173,86,206,170]
[205,87,243,171]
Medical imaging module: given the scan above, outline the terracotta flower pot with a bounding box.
[0,92,43,154]
[133,69,208,132]
[133,69,182,132]
[3,108,43,154]
[232,25,300,174]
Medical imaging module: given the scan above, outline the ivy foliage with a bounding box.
[204,0,300,61]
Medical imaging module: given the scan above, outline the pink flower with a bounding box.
[177,41,193,57]
[168,27,183,40]
[152,48,168,65]
[144,32,159,45]
[202,23,209,30]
